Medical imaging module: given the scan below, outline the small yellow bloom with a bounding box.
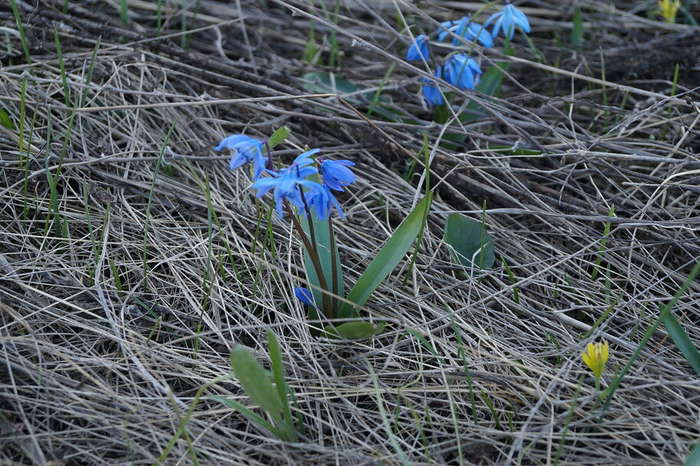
[658,0,681,23]
[582,341,609,378]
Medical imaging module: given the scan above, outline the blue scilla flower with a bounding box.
[307,184,344,220]
[437,17,493,48]
[405,34,430,61]
[252,149,322,217]
[294,287,315,307]
[443,54,482,90]
[486,4,531,40]
[420,68,444,107]
[215,134,267,180]
[320,159,356,191]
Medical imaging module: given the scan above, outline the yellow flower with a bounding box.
[658,0,681,23]
[582,341,609,378]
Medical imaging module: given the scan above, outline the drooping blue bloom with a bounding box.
[215,134,267,180]
[307,184,344,220]
[420,67,444,107]
[251,149,322,217]
[294,287,315,307]
[405,34,430,61]
[436,17,493,48]
[486,4,531,40]
[320,159,356,191]
[443,54,482,90]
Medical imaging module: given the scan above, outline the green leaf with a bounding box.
[206,395,281,438]
[301,72,364,101]
[405,329,438,356]
[340,194,432,317]
[229,347,284,423]
[570,7,584,49]
[334,321,383,340]
[266,330,296,440]
[460,62,509,123]
[268,126,290,149]
[443,213,495,270]
[300,213,344,315]
[0,107,15,130]
[662,311,700,377]
[684,442,700,466]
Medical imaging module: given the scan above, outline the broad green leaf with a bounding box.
[334,321,383,339]
[444,213,495,270]
[268,126,290,149]
[0,107,14,130]
[300,213,344,316]
[229,347,284,423]
[340,194,432,317]
[301,72,364,101]
[460,61,509,123]
[571,8,584,49]
[662,311,700,377]
[684,442,700,466]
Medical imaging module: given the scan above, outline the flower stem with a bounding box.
[328,215,339,317]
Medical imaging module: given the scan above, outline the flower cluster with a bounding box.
[216,134,356,220]
[404,2,531,107]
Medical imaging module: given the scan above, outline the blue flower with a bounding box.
[437,17,493,48]
[443,54,482,90]
[405,34,430,61]
[486,4,531,40]
[420,68,444,107]
[251,149,322,217]
[307,184,344,220]
[320,159,356,191]
[215,134,267,180]
[294,287,315,307]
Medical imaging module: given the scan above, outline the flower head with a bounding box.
[320,159,356,191]
[405,34,430,61]
[582,341,609,379]
[294,287,315,307]
[658,0,681,23]
[437,17,494,48]
[307,184,344,220]
[251,149,322,217]
[420,68,444,107]
[486,4,531,40]
[215,134,267,180]
[443,54,482,90]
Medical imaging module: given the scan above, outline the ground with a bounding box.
[1,0,699,465]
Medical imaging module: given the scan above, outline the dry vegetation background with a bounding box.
[1,0,700,464]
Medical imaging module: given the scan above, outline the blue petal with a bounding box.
[406,35,430,61]
[294,287,315,306]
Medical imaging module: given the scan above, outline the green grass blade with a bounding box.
[339,193,432,317]
[266,330,297,440]
[570,7,584,49]
[662,311,700,377]
[206,395,281,438]
[9,0,31,64]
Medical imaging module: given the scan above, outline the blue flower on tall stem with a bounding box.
[307,184,344,220]
[215,134,268,180]
[443,54,483,90]
[320,159,356,191]
[486,4,531,40]
[420,68,444,107]
[437,17,494,48]
[251,149,322,217]
[405,34,430,61]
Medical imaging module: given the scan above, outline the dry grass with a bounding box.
[1,0,699,464]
